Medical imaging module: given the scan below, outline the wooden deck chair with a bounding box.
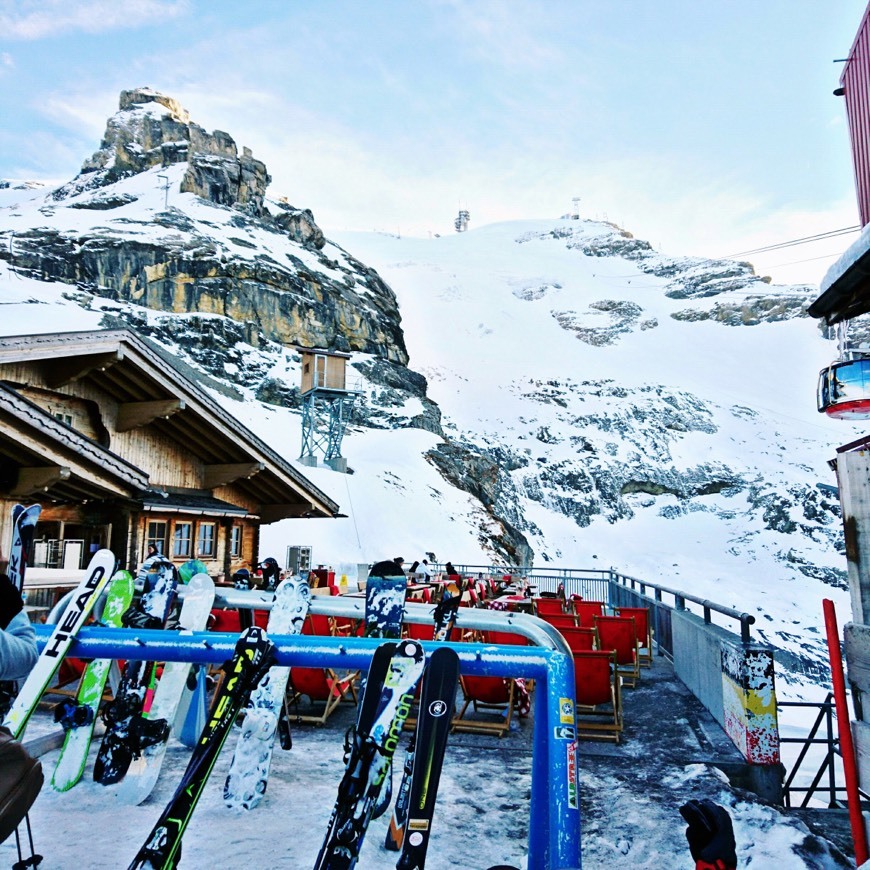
[574,650,622,742]
[572,600,605,628]
[559,626,598,653]
[452,674,516,738]
[486,629,527,646]
[303,612,336,636]
[287,666,359,725]
[615,606,653,667]
[533,597,566,618]
[540,613,578,633]
[405,620,433,641]
[594,615,640,687]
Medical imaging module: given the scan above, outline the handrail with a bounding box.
[610,570,756,643]
[47,589,573,658]
[31,626,581,870]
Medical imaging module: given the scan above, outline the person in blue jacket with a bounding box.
[0,572,37,680]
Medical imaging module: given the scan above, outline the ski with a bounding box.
[432,585,460,643]
[395,647,461,869]
[115,573,216,804]
[93,560,179,785]
[384,593,458,852]
[49,569,135,792]
[223,576,311,810]
[7,503,40,593]
[0,504,32,719]
[314,639,425,870]
[3,548,116,739]
[127,626,275,870]
[362,574,408,818]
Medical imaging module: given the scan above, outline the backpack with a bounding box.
[0,726,43,844]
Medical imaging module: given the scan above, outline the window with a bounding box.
[197,522,216,557]
[54,412,73,426]
[230,525,242,557]
[173,522,192,558]
[147,521,167,556]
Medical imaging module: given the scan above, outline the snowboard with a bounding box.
[3,548,116,739]
[49,569,135,792]
[223,576,311,810]
[114,573,216,804]
[93,560,179,785]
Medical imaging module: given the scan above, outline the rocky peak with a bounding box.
[59,87,271,217]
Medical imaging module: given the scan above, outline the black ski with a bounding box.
[127,626,275,870]
[315,640,426,870]
[395,647,461,869]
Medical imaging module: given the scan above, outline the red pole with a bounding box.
[823,598,869,866]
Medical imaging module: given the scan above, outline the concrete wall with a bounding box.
[673,608,780,766]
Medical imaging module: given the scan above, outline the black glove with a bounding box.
[0,573,23,630]
[679,799,737,869]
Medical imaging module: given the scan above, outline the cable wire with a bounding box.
[722,226,860,259]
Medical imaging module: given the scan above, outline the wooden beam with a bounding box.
[42,352,122,388]
[203,462,264,490]
[116,399,186,432]
[12,466,71,496]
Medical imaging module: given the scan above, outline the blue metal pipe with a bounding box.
[34,626,582,869]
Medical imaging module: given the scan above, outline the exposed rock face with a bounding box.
[5,226,408,363]
[59,88,272,217]
[426,441,534,565]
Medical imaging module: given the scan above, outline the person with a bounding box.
[0,573,37,681]
[369,556,406,578]
[146,543,159,558]
[680,799,737,870]
[417,559,432,579]
[408,560,420,574]
[444,561,458,577]
[259,557,281,591]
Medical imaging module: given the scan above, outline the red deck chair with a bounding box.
[615,606,653,667]
[574,650,622,742]
[540,613,578,633]
[572,600,605,628]
[594,615,640,687]
[486,630,527,646]
[533,597,565,618]
[302,613,336,636]
[560,626,598,653]
[452,674,517,738]
[287,666,359,725]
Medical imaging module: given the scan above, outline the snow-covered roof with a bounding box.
[809,222,870,323]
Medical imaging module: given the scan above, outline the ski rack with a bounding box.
[33,620,581,870]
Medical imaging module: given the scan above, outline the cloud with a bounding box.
[0,0,190,40]
[1,52,13,67]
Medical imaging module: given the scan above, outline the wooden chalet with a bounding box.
[0,329,339,584]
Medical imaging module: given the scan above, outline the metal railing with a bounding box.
[779,692,870,811]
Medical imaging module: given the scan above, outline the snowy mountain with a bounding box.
[0,88,860,702]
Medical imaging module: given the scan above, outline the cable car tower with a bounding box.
[454,208,470,232]
[297,347,361,473]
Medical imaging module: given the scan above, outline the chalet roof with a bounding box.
[0,330,340,520]
[139,490,249,517]
[808,223,870,324]
[0,382,149,501]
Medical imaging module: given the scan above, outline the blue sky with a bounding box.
[0,0,867,285]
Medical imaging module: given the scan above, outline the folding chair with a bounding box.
[572,600,605,628]
[540,613,578,633]
[559,626,598,653]
[286,666,359,725]
[574,650,622,742]
[533,597,566,618]
[594,615,640,687]
[615,606,653,667]
[452,674,517,738]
